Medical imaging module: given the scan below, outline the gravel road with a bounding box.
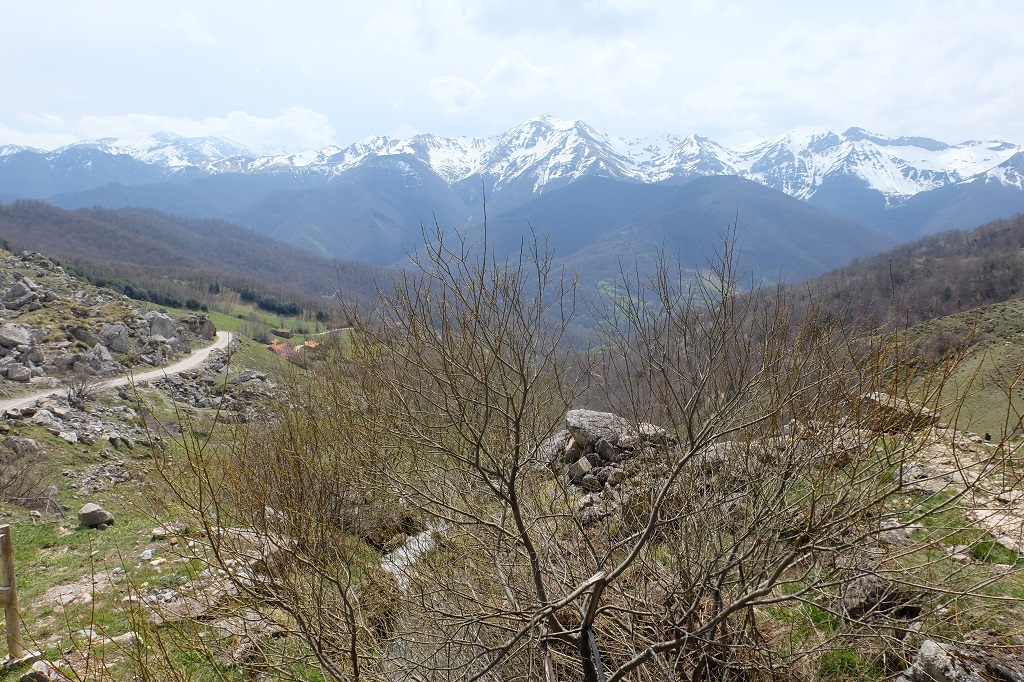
[0,331,233,413]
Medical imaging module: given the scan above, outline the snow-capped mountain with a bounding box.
[471,117,645,192]
[976,151,1024,191]
[63,132,254,170]
[11,115,1021,206]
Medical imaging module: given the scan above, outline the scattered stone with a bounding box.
[76,461,132,495]
[20,660,72,682]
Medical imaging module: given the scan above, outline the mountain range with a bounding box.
[1,115,1023,285]
[4,116,1020,204]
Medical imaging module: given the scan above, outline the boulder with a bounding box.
[899,639,1024,682]
[2,279,38,311]
[595,438,625,463]
[19,345,45,365]
[857,392,941,432]
[78,502,115,528]
[535,428,572,464]
[20,659,72,682]
[875,518,915,547]
[838,573,891,616]
[565,409,634,447]
[836,572,918,619]
[6,363,31,382]
[4,435,38,455]
[99,322,130,353]
[67,326,100,347]
[145,311,177,340]
[0,322,32,348]
[2,278,32,301]
[567,456,593,479]
[80,344,121,376]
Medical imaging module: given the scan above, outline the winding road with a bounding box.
[0,331,233,414]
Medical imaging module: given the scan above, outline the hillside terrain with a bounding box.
[793,213,1024,329]
[0,201,392,320]
[0,231,1022,681]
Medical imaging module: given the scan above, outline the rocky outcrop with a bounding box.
[857,392,941,432]
[0,251,219,385]
[180,313,217,340]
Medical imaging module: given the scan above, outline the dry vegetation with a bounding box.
[96,228,1024,681]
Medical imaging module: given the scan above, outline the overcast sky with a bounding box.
[2,0,1021,152]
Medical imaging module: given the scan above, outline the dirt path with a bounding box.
[910,430,1024,552]
[0,331,233,414]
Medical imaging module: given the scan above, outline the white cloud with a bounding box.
[0,118,75,150]
[486,52,551,98]
[1,109,336,152]
[427,77,485,116]
[2,1,1024,147]
[171,8,216,44]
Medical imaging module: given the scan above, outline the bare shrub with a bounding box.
[65,368,101,408]
[141,226,1015,681]
[0,439,57,511]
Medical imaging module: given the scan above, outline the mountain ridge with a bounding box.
[6,115,1021,206]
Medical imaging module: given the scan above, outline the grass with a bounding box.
[819,648,882,681]
[905,297,1024,435]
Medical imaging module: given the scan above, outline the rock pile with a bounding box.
[539,409,671,524]
[857,391,941,432]
[3,396,161,450]
[151,350,276,421]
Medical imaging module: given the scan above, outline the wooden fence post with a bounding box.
[0,524,26,660]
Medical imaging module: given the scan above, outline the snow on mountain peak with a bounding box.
[24,117,1023,204]
[59,133,254,170]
